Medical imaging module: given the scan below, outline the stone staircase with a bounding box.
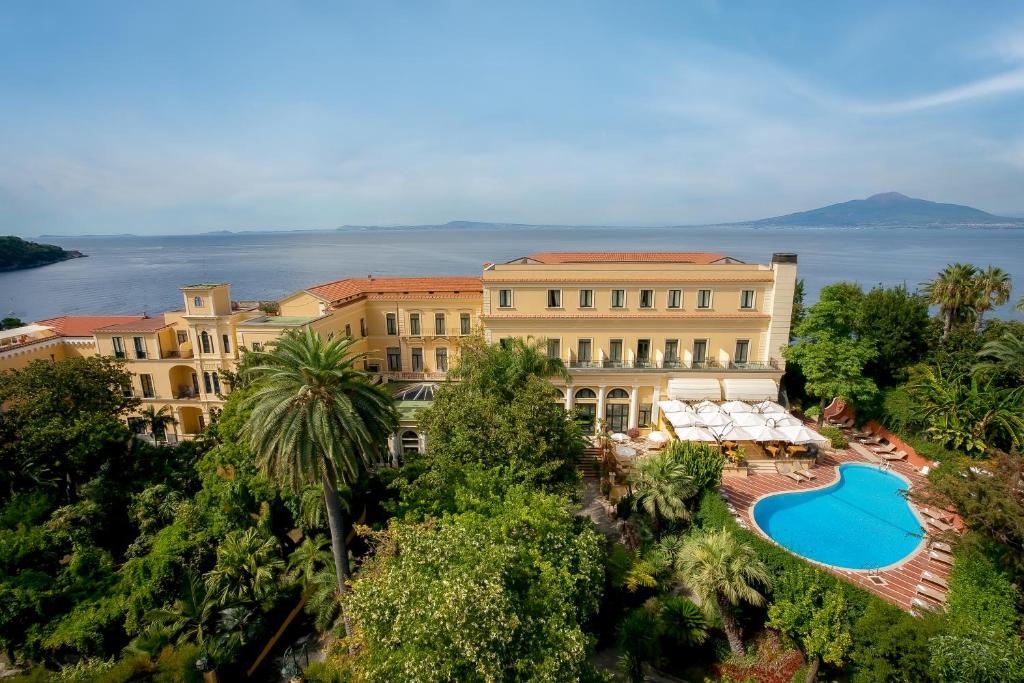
[579,447,601,480]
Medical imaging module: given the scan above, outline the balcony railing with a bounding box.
[374,370,449,382]
[566,359,779,371]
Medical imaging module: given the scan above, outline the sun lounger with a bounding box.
[871,442,896,453]
[921,507,953,522]
[861,435,885,445]
[930,541,953,553]
[797,468,817,480]
[911,597,942,615]
[916,584,948,603]
[928,518,954,533]
[921,570,949,590]
[881,450,908,461]
[929,550,954,566]
[783,471,805,483]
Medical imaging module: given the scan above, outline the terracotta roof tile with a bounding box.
[307,276,482,305]
[93,317,172,334]
[520,252,733,265]
[34,315,145,337]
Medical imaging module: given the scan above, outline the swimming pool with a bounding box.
[752,463,924,570]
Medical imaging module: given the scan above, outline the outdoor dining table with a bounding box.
[787,444,808,457]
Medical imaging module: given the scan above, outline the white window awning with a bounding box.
[666,378,722,401]
[722,378,779,401]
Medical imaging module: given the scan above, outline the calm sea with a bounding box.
[2,225,1022,321]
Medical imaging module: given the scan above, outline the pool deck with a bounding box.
[721,448,953,611]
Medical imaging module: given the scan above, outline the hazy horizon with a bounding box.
[3,2,1024,236]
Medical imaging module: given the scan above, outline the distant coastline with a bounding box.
[0,236,86,272]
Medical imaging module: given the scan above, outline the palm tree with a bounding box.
[239,328,398,644]
[286,535,332,587]
[923,263,980,338]
[975,332,1024,385]
[972,266,1012,331]
[675,529,770,657]
[914,366,1024,454]
[206,527,284,605]
[628,449,695,536]
[140,404,177,441]
[148,571,219,649]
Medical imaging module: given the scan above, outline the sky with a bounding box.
[2,1,1024,236]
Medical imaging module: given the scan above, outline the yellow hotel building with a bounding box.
[0,251,796,454]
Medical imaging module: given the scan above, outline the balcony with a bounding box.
[374,370,449,382]
[566,359,779,372]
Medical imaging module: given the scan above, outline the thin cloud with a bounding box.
[857,67,1024,114]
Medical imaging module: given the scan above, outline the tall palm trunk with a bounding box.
[974,307,985,332]
[942,309,953,339]
[717,594,745,656]
[323,476,355,652]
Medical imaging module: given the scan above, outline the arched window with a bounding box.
[200,331,212,354]
[553,388,564,399]
[211,372,220,395]
[401,431,420,454]
[193,296,203,307]
[203,372,212,393]
[575,388,597,400]
[608,388,629,399]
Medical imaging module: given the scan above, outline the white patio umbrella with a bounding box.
[658,399,692,414]
[765,415,801,428]
[666,411,699,428]
[732,423,782,442]
[729,411,767,427]
[673,425,719,442]
[776,424,829,445]
[720,400,753,414]
[694,400,721,414]
[753,399,787,414]
[706,423,742,443]
[696,411,733,428]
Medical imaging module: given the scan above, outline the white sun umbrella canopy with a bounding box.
[765,415,801,428]
[732,423,784,442]
[674,425,719,442]
[694,400,721,414]
[729,411,767,427]
[658,399,693,414]
[754,400,787,414]
[696,411,733,428]
[720,400,753,414]
[777,424,829,445]
[666,411,699,428]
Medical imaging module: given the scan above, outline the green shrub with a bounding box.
[850,600,941,683]
[945,545,1019,638]
[152,642,204,683]
[664,441,725,494]
[695,490,733,531]
[803,405,821,419]
[818,425,847,449]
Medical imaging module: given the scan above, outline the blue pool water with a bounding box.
[752,464,924,570]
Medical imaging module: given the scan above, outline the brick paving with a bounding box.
[721,448,953,611]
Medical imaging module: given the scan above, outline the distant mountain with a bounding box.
[751,192,1023,227]
[0,236,85,272]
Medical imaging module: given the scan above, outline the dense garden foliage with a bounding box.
[1,261,1023,681]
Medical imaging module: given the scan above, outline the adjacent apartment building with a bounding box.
[0,251,797,453]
